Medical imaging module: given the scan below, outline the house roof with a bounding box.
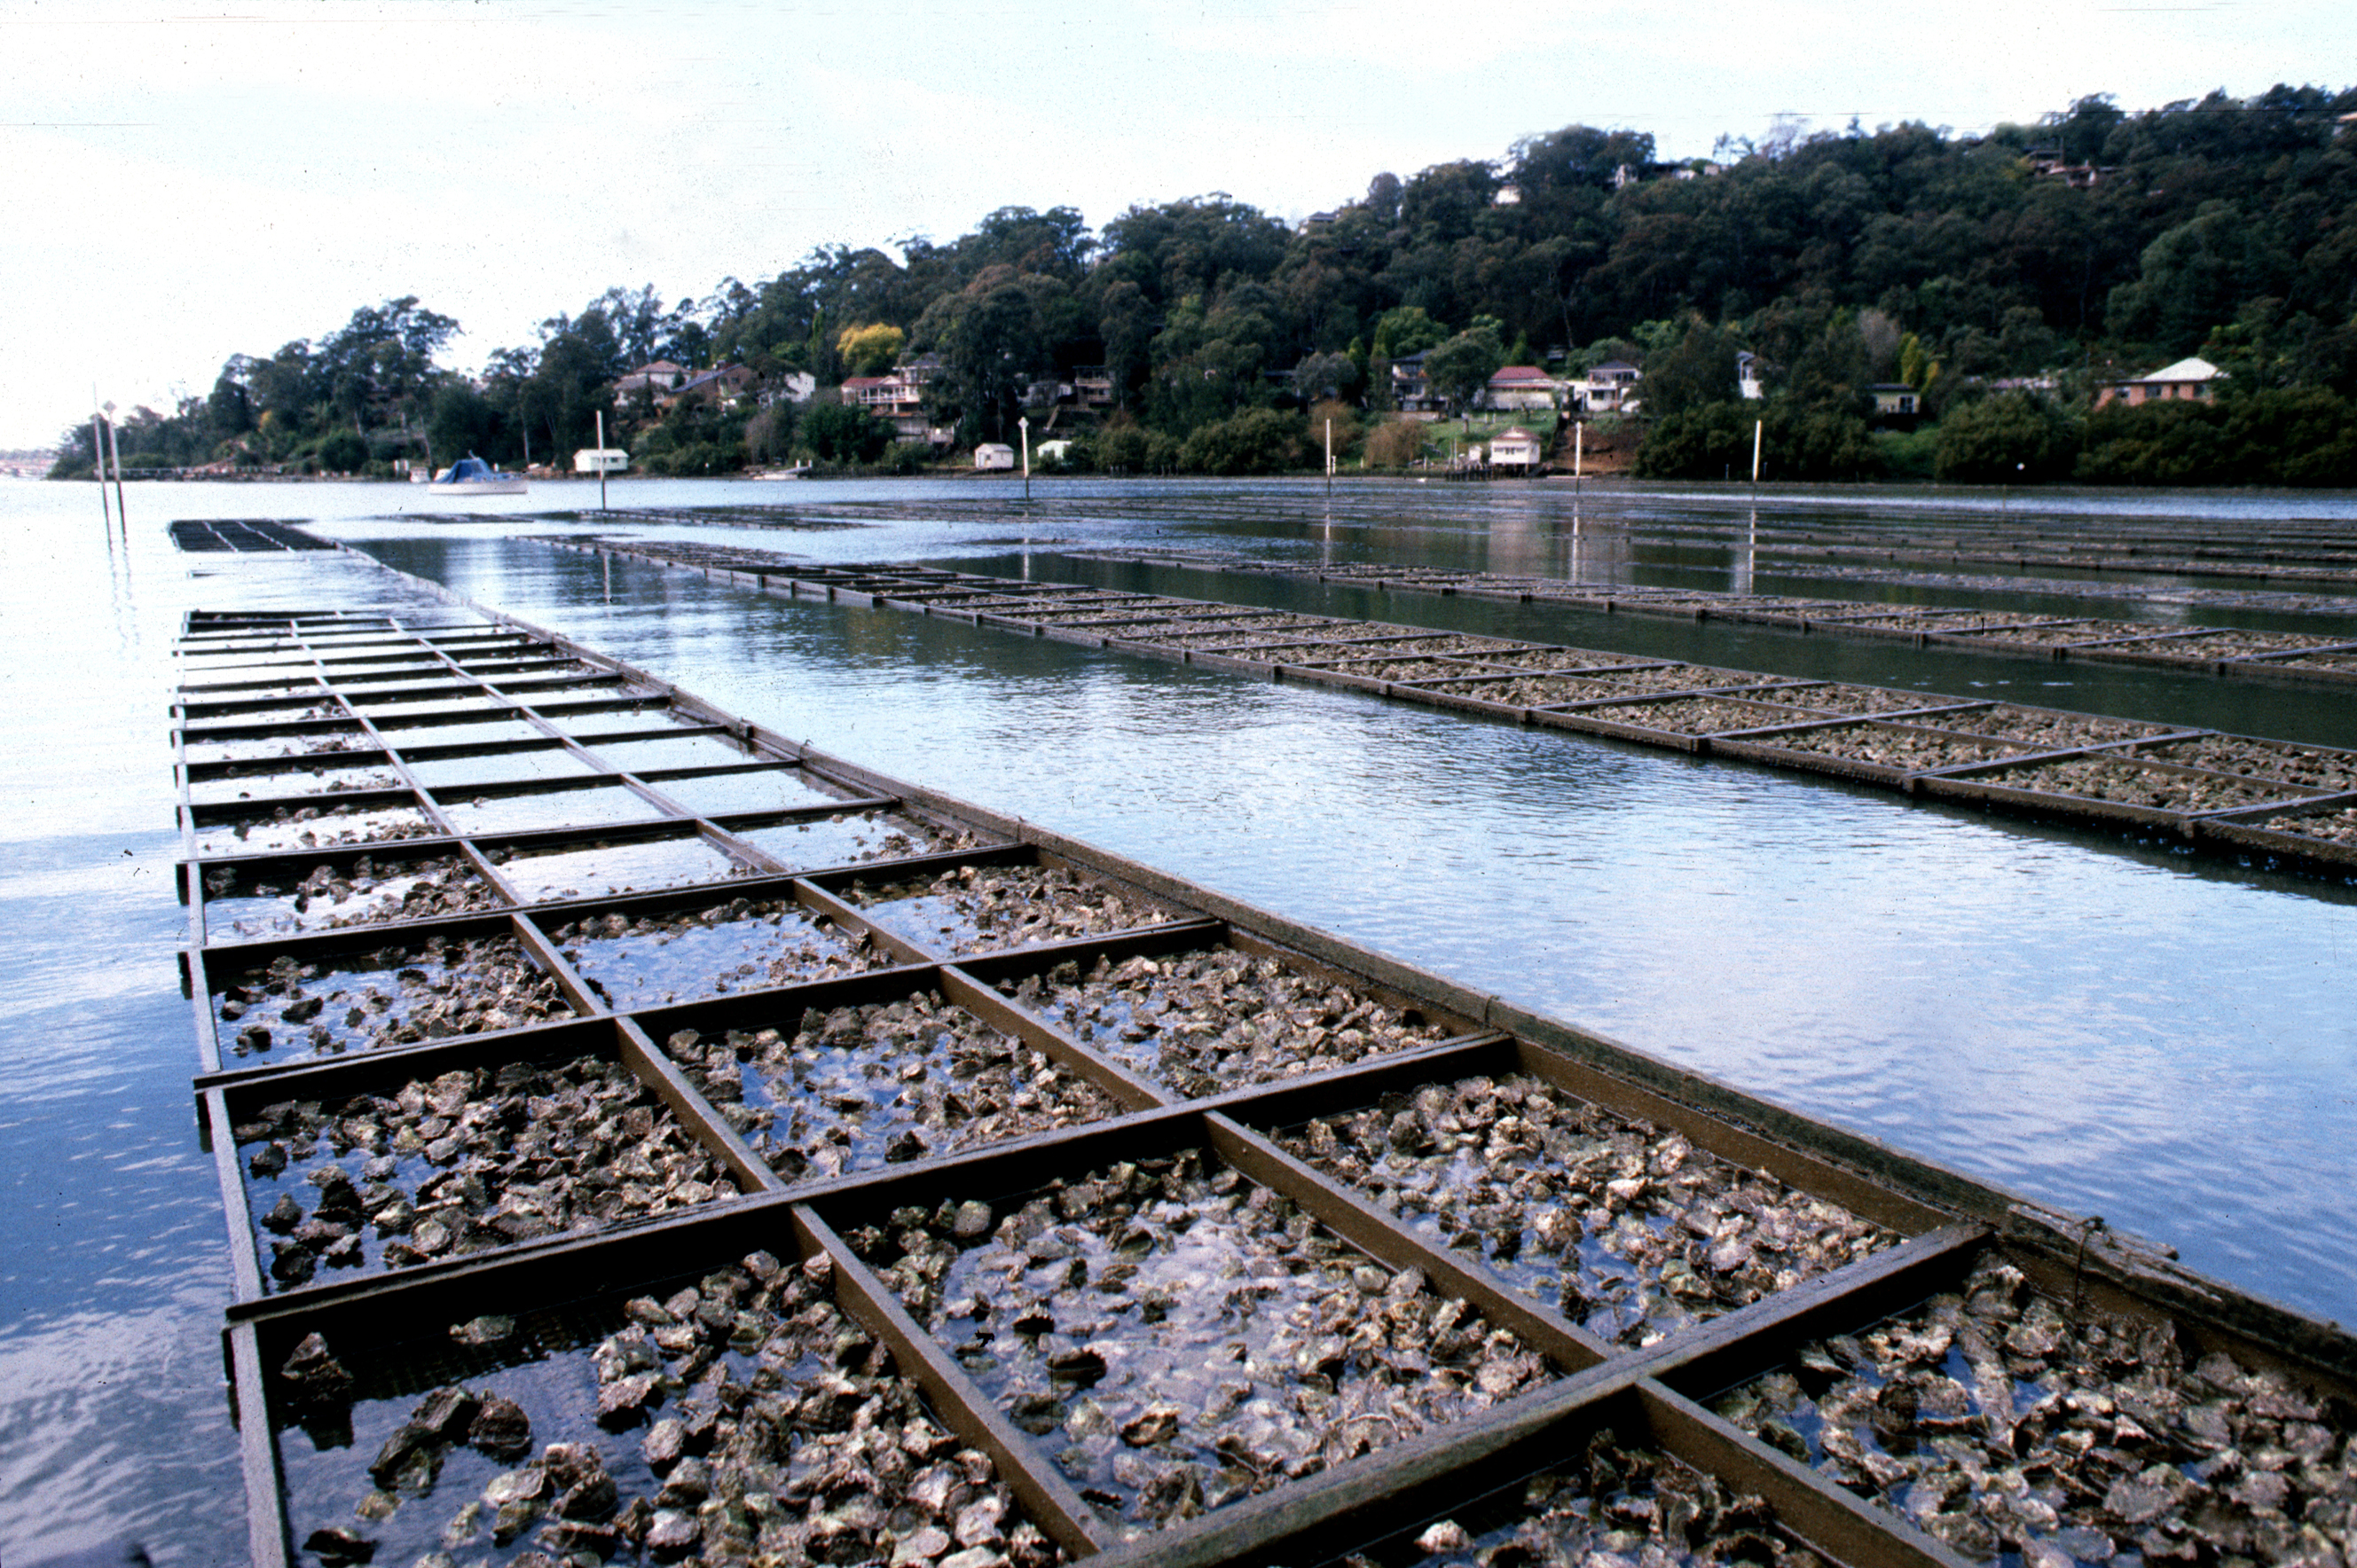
[1495,427,1539,440]
[632,360,686,375]
[1591,359,1639,374]
[1489,365,1551,384]
[841,376,891,391]
[2138,356,2222,383]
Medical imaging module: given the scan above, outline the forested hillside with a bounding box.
[55,86,2357,484]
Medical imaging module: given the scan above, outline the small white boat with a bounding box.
[746,463,811,481]
[426,454,528,496]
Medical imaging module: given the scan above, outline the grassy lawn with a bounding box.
[1414,409,1560,459]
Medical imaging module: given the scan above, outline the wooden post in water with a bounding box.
[1019,416,1030,500]
[1574,421,1583,484]
[1324,419,1332,497]
[104,402,128,524]
[1750,418,1764,490]
[91,400,112,529]
[596,412,609,512]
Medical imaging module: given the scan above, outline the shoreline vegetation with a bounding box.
[50,84,2357,490]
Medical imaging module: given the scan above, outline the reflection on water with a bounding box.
[0,474,2353,1564]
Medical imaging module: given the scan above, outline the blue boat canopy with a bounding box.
[435,454,498,483]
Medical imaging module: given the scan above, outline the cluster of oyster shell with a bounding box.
[2141,629,2353,660]
[184,728,372,765]
[1913,706,2163,752]
[1472,648,1650,674]
[851,865,1172,956]
[281,1253,1061,1568]
[1282,1073,1892,1348]
[1335,657,1492,683]
[550,898,887,1009]
[2274,804,2357,846]
[207,855,503,938]
[1712,1255,2357,1566]
[238,1055,733,1286]
[1005,949,1451,1098]
[756,811,982,872]
[2139,735,2357,793]
[1433,675,1618,708]
[216,937,570,1060]
[1588,697,1811,736]
[1991,757,2297,813]
[666,990,1120,1182]
[1360,1428,1822,1568]
[1780,684,1949,717]
[1771,725,2021,772]
[189,764,398,804]
[201,803,441,855]
[852,1150,1556,1538]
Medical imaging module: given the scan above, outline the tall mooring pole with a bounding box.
[105,401,128,525]
[91,398,112,530]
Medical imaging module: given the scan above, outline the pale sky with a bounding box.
[4,0,2351,450]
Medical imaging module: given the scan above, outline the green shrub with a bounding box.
[1180,409,1305,474]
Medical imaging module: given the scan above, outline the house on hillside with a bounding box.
[1389,350,1439,413]
[1870,384,1922,421]
[759,372,818,406]
[1484,365,1560,412]
[1737,351,1766,401]
[2095,357,2225,411]
[1576,360,1643,413]
[844,356,947,441]
[661,365,756,410]
[1489,427,1544,470]
[614,361,688,399]
[973,443,1016,471]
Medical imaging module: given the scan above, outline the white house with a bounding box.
[2095,357,2224,411]
[1484,365,1560,412]
[1489,427,1544,469]
[1736,351,1765,402]
[973,443,1017,471]
[1577,360,1643,413]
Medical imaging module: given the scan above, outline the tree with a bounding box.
[801,401,892,464]
[314,296,459,437]
[1179,408,1304,474]
[1935,392,2078,482]
[1424,319,1508,414]
[915,278,1051,443]
[837,323,906,377]
[1292,351,1359,404]
[1369,305,1446,363]
[1637,318,1740,418]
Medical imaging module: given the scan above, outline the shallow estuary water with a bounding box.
[2,474,2353,1564]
